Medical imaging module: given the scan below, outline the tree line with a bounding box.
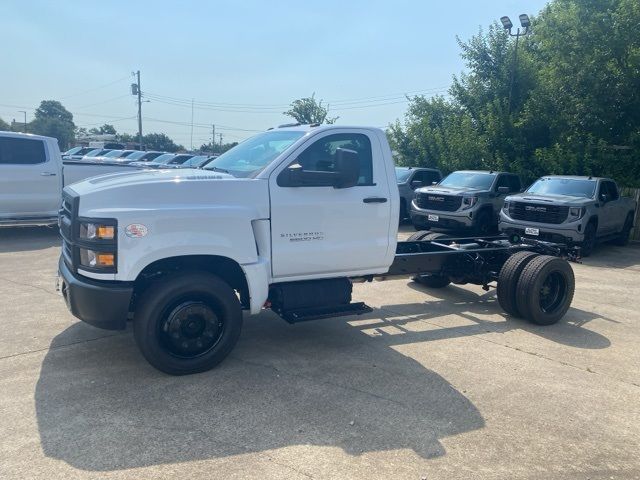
[388,0,639,187]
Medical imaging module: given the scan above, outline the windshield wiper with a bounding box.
[208,166,230,174]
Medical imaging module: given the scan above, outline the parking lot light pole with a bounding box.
[501,14,531,113]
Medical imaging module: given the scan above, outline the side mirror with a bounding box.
[599,193,609,203]
[497,186,510,194]
[410,180,423,189]
[333,148,360,188]
[431,181,438,186]
[277,148,360,188]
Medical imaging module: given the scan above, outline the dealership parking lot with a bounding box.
[1,226,639,480]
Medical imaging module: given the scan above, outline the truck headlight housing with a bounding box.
[502,201,510,212]
[79,248,115,268]
[80,222,115,240]
[462,196,478,210]
[568,207,586,220]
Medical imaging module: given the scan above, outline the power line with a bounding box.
[58,76,130,100]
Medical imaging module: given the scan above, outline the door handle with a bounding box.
[41,172,57,176]
[363,197,388,203]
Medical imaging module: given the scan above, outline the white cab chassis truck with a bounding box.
[57,125,579,375]
[0,131,138,226]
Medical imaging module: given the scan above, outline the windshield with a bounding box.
[84,149,106,157]
[181,155,210,167]
[203,130,306,177]
[526,178,596,198]
[149,153,176,164]
[124,151,147,160]
[166,154,194,165]
[395,167,412,183]
[64,147,82,155]
[439,171,496,190]
[103,150,124,158]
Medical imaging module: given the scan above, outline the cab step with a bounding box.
[279,302,373,324]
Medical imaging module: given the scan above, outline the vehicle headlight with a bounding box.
[502,201,510,212]
[79,248,115,268]
[80,222,115,240]
[462,196,478,209]
[568,207,586,220]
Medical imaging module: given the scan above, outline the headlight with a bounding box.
[80,222,115,240]
[502,201,510,212]
[79,248,115,268]
[462,196,478,210]
[568,207,586,220]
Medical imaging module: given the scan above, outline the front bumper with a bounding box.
[58,256,133,330]
[410,201,475,229]
[498,216,585,243]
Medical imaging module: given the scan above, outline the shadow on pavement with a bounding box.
[35,312,484,471]
[380,283,612,350]
[0,226,60,253]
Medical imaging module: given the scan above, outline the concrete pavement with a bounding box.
[0,226,638,479]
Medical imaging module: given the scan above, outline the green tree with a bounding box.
[89,124,117,135]
[284,94,338,124]
[29,100,76,150]
[141,133,183,152]
[199,141,238,154]
[0,117,10,131]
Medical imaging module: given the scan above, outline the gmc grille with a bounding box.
[509,202,569,224]
[415,193,462,212]
[59,190,79,271]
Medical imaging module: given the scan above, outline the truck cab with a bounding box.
[395,167,442,221]
[410,170,522,234]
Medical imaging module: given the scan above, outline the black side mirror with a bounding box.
[599,193,609,203]
[431,181,438,185]
[410,180,423,189]
[497,186,510,194]
[333,148,360,189]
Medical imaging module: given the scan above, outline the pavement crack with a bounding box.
[0,276,59,297]
[0,332,125,361]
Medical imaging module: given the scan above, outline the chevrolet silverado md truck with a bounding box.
[0,131,137,226]
[58,125,578,375]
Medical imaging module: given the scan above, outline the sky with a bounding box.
[1,0,549,148]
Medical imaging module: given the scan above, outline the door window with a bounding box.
[604,181,619,201]
[290,133,373,186]
[0,137,46,165]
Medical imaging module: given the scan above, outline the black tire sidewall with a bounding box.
[134,272,243,375]
[581,223,597,256]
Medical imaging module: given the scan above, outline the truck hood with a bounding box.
[68,168,235,195]
[415,185,486,196]
[506,193,593,205]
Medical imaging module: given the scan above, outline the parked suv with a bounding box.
[396,167,442,221]
[499,176,636,256]
[411,170,522,234]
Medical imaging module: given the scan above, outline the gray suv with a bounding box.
[500,176,636,256]
[396,167,442,221]
[411,170,522,234]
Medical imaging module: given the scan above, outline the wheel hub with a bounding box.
[160,301,223,358]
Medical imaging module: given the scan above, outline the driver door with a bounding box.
[269,130,393,279]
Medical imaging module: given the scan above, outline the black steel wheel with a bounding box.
[515,255,575,325]
[496,251,539,317]
[134,272,242,375]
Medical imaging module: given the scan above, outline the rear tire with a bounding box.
[515,255,575,325]
[497,251,539,317]
[581,222,597,257]
[412,232,451,288]
[133,272,243,375]
[613,213,634,246]
[407,230,433,241]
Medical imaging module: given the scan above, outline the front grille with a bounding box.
[59,190,79,271]
[509,202,569,224]
[415,193,462,212]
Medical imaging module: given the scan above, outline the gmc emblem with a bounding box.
[428,196,445,201]
[525,205,547,212]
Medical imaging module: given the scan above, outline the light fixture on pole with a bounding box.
[501,14,531,113]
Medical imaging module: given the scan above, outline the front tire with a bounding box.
[581,222,597,257]
[133,272,243,375]
[474,209,494,235]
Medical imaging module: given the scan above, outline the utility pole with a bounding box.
[190,99,194,151]
[211,125,216,153]
[18,111,27,132]
[135,70,143,150]
[218,133,223,151]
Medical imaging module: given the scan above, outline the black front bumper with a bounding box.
[58,256,133,330]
